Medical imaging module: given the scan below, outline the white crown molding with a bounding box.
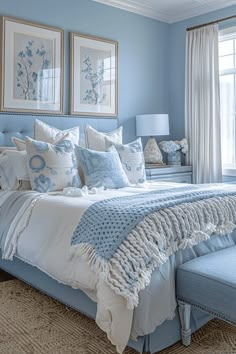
[93,0,172,23]
[170,0,236,23]
[93,0,236,24]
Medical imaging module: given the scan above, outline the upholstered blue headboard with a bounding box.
[0,112,118,146]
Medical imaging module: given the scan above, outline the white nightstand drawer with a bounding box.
[145,166,192,184]
[157,174,192,184]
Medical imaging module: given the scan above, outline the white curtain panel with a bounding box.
[185,24,222,184]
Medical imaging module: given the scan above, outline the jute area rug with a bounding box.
[0,279,235,354]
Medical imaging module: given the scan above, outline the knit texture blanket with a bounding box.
[71,184,236,308]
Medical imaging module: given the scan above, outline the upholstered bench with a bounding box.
[176,246,236,346]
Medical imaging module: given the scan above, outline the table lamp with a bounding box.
[136,114,169,164]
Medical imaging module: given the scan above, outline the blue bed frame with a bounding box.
[0,112,211,353]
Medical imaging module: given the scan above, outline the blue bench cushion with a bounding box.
[177,246,236,324]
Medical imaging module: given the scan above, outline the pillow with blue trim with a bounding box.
[105,137,146,184]
[75,145,130,189]
[26,137,82,193]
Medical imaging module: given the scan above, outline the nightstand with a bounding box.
[145,166,193,184]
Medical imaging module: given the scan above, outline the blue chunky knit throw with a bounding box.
[71,184,236,308]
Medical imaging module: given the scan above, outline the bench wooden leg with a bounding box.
[178,300,191,346]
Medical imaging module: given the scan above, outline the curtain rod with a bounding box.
[186,14,236,31]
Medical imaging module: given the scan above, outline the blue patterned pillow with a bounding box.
[75,145,130,189]
[26,137,82,192]
[105,138,146,184]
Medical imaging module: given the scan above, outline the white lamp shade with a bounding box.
[136,114,170,137]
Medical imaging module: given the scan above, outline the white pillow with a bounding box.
[105,138,146,184]
[26,137,82,193]
[12,137,26,151]
[85,125,123,151]
[12,134,69,151]
[34,123,85,185]
[12,120,80,151]
[34,119,80,145]
[0,150,31,190]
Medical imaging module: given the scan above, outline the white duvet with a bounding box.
[1,181,180,353]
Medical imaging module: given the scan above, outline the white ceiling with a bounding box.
[93,0,236,23]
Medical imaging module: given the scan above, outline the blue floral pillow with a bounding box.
[75,145,130,189]
[105,138,146,184]
[26,137,82,193]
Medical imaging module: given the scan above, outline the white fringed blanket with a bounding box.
[71,184,236,308]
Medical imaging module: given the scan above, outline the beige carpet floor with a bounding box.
[0,279,235,354]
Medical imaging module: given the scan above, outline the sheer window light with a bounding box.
[219,27,236,170]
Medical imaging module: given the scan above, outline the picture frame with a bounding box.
[70,32,118,117]
[0,16,64,114]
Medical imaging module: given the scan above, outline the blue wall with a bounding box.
[1,0,236,143]
[169,5,236,140]
[0,0,169,143]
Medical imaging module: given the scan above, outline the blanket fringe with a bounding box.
[71,244,109,280]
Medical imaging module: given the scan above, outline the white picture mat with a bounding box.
[4,20,62,112]
[73,36,116,115]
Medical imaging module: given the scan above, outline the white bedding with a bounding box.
[0,181,180,353]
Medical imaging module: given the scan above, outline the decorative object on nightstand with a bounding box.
[159,138,188,166]
[136,114,169,164]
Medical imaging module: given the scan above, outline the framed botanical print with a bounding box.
[70,32,118,117]
[0,17,64,114]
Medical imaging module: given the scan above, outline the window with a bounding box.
[219,27,236,170]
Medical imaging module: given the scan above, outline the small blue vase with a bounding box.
[167,151,181,166]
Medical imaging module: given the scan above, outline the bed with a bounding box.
[1,112,236,354]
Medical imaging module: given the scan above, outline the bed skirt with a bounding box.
[0,252,211,353]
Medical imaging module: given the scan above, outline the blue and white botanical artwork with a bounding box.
[14,33,54,102]
[80,47,111,106]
